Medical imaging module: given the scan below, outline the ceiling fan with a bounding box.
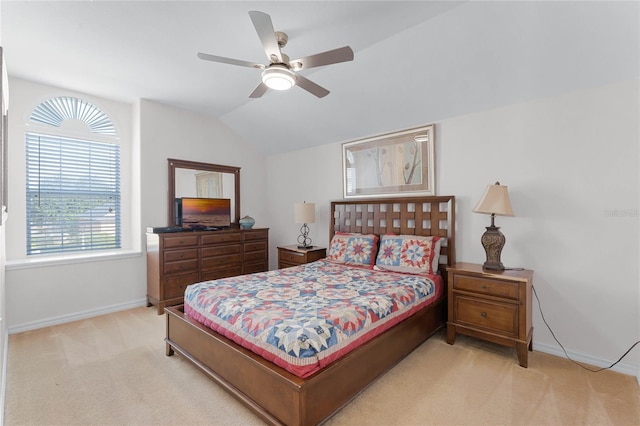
[197,11,354,98]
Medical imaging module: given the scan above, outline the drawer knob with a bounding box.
[480,284,488,289]
[481,312,487,318]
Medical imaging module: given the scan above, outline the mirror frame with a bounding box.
[168,158,241,227]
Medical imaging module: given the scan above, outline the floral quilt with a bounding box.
[184,259,442,378]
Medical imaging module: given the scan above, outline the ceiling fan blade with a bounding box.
[248,11,283,63]
[197,52,265,69]
[295,75,330,98]
[291,46,354,71]
[249,82,269,98]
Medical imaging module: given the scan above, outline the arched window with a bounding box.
[30,96,117,135]
[25,96,121,255]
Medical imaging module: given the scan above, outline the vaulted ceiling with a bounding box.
[2,1,638,155]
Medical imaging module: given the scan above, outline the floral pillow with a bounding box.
[374,234,441,275]
[326,232,379,269]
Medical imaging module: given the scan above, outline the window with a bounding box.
[26,97,121,255]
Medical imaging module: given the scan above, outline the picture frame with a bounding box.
[342,124,435,198]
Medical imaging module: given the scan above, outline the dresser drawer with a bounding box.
[164,273,198,299]
[163,235,199,249]
[201,244,242,257]
[245,241,267,253]
[453,274,518,300]
[164,259,198,275]
[454,296,518,336]
[244,261,267,274]
[201,267,243,281]
[164,248,198,262]
[244,250,267,263]
[201,232,242,245]
[279,250,306,265]
[201,253,242,271]
[244,229,268,241]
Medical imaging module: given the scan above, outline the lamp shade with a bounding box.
[294,202,316,224]
[473,182,515,216]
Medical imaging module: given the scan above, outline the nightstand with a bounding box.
[278,245,326,269]
[446,262,534,367]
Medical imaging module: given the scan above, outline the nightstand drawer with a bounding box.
[277,245,326,269]
[454,296,518,336]
[453,274,518,300]
[279,250,306,264]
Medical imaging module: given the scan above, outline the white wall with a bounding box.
[138,99,268,233]
[266,80,640,375]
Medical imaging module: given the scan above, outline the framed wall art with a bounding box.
[342,124,435,198]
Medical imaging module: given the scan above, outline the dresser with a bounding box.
[277,245,326,269]
[146,228,269,314]
[446,262,534,367]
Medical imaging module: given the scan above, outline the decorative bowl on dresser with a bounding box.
[277,244,326,269]
[146,228,269,314]
[446,262,534,367]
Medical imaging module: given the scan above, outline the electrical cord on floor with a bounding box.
[532,285,640,372]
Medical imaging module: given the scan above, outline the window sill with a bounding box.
[6,249,142,271]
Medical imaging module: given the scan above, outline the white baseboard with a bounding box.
[7,298,148,334]
[534,341,639,379]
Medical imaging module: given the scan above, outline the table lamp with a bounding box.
[294,202,315,249]
[472,182,514,270]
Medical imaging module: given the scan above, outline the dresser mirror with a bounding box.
[168,158,240,226]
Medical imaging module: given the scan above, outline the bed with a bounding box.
[165,196,456,425]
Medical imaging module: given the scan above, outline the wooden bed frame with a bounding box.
[165,196,455,425]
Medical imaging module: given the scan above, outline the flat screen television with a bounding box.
[177,197,231,229]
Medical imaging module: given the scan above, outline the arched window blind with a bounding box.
[26,97,120,255]
[30,96,116,135]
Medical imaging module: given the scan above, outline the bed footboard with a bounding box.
[165,301,444,426]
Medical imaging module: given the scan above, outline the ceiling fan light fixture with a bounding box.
[261,65,296,90]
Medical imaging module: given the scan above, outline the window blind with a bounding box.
[26,132,121,255]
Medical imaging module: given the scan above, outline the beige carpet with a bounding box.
[4,306,639,425]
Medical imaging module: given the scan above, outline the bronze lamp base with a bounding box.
[481,224,506,271]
